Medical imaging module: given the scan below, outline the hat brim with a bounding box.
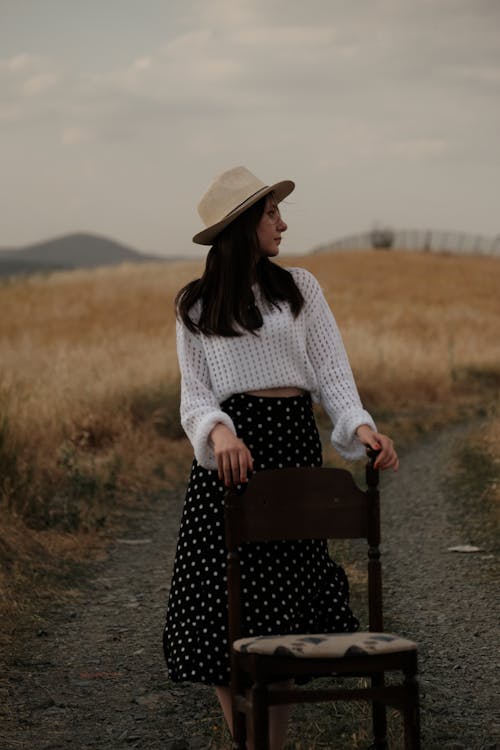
[192,179,295,246]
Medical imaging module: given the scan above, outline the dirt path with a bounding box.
[2,422,499,750]
[379,425,499,749]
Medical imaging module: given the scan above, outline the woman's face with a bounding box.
[256,194,288,257]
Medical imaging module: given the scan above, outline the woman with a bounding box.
[163,166,398,749]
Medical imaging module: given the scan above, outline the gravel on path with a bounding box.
[1,423,499,750]
[380,423,499,750]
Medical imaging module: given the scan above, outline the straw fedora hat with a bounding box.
[192,166,295,245]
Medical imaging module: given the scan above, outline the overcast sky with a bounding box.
[1,0,499,257]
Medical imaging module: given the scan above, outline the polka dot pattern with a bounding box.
[163,393,359,687]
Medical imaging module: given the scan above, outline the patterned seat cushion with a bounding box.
[233,632,417,659]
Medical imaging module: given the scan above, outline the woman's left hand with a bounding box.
[355,425,399,472]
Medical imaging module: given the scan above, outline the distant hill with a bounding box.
[0,232,165,277]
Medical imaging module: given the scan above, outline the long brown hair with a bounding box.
[176,195,304,336]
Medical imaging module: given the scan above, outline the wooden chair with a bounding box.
[224,453,420,750]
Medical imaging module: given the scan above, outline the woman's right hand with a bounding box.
[209,423,254,488]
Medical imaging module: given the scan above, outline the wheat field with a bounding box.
[1,248,499,630]
[1,250,499,525]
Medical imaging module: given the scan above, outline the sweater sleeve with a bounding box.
[300,269,376,460]
[176,318,237,469]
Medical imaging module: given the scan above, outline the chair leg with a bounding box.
[232,705,246,750]
[403,673,421,750]
[251,681,270,750]
[371,673,388,749]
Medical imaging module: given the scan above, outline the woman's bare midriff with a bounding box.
[244,387,307,398]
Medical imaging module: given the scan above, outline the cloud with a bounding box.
[233,25,337,47]
[2,0,498,138]
[1,3,499,167]
[22,72,58,96]
[389,138,450,160]
[0,52,59,104]
[133,56,152,72]
[0,104,20,122]
[446,64,500,85]
[196,0,261,28]
[98,55,155,88]
[0,53,40,73]
[1,1,500,250]
[61,126,93,145]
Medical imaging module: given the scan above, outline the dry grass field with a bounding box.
[1,249,499,631]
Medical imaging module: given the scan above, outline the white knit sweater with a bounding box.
[176,267,376,469]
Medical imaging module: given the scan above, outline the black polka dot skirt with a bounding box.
[163,393,359,686]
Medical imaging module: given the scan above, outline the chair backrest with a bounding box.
[224,455,383,642]
[225,467,374,546]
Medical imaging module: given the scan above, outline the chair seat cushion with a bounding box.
[233,632,417,659]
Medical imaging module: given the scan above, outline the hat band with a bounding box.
[223,186,269,220]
